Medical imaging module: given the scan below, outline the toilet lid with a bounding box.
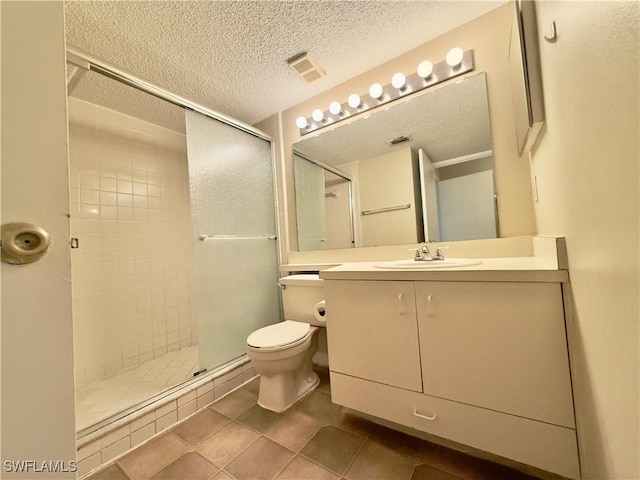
[247,320,310,349]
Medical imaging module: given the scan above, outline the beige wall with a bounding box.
[530,2,639,478]
[280,3,536,263]
[68,98,197,389]
[1,1,77,476]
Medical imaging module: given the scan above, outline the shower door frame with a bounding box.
[67,46,283,439]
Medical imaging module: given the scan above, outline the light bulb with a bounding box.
[296,116,308,129]
[369,83,384,99]
[391,72,407,90]
[417,60,434,79]
[348,93,361,109]
[312,109,325,122]
[446,47,464,68]
[329,101,342,116]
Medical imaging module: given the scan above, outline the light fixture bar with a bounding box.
[297,49,474,136]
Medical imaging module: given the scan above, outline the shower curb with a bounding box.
[76,357,256,479]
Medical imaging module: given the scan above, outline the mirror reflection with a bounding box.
[293,72,499,251]
[293,154,354,250]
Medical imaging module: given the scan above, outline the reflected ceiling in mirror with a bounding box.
[293,72,491,166]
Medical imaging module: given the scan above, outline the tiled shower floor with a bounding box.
[85,369,547,480]
[76,346,200,431]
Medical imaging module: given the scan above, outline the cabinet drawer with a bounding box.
[325,280,422,391]
[331,372,580,479]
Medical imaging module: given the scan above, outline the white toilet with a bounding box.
[246,274,325,412]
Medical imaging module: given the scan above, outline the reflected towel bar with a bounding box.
[361,204,411,216]
[199,234,277,241]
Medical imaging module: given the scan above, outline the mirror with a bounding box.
[293,72,498,251]
[293,153,354,250]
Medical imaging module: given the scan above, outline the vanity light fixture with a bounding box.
[312,109,325,123]
[347,93,362,109]
[417,60,434,79]
[391,72,407,91]
[329,101,343,116]
[296,48,474,135]
[446,47,464,68]
[369,83,384,100]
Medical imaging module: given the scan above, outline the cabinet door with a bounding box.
[325,280,422,391]
[416,281,575,428]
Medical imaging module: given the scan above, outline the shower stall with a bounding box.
[67,48,281,435]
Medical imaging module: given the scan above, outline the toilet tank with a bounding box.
[280,274,325,326]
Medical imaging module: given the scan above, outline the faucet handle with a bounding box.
[434,246,449,260]
[409,248,423,260]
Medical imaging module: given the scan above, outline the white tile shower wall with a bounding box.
[68,98,198,388]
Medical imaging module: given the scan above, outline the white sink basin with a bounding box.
[374,258,482,269]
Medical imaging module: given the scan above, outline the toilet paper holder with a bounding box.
[1,222,51,265]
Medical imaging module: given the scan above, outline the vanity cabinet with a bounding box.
[325,280,422,392]
[324,278,580,479]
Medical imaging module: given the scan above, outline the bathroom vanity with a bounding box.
[319,255,580,479]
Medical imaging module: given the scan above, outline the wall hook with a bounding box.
[544,21,557,43]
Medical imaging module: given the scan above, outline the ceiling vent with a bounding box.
[387,135,412,146]
[287,52,325,84]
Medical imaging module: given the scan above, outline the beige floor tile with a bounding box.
[210,388,258,418]
[225,437,295,480]
[118,433,187,480]
[346,439,415,480]
[300,425,364,475]
[276,455,340,480]
[197,421,259,468]
[411,464,462,480]
[329,410,376,438]
[149,452,218,480]
[212,471,235,480]
[368,423,426,459]
[315,368,332,395]
[236,404,284,433]
[242,376,260,396]
[171,408,230,445]
[86,463,130,480]
[266,410,323,451]
[295,391,340,421]
[417,443,488,480]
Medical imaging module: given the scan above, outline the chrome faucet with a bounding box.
[410,244,448,261]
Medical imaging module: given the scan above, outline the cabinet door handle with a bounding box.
[426,294,435,317]
[413,408,437,421]
[398,293,406,315]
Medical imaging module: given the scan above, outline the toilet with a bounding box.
[246,274,325,412]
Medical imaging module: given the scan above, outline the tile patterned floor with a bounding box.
[86,369,545,480]
[76,346,199,430]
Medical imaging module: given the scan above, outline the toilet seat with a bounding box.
[247,320,311,351]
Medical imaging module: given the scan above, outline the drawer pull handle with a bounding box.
[427,294,435,317]
[398,293,406,315]
[413,408,437,421]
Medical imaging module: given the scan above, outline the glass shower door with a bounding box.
[185,110,281,371]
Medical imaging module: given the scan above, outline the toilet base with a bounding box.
[257,370,319,413]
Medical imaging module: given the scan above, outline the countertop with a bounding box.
[319,256,569,283]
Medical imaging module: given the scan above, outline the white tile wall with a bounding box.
[68,98,198,388]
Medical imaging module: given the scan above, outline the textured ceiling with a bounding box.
[65,1,505,129]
